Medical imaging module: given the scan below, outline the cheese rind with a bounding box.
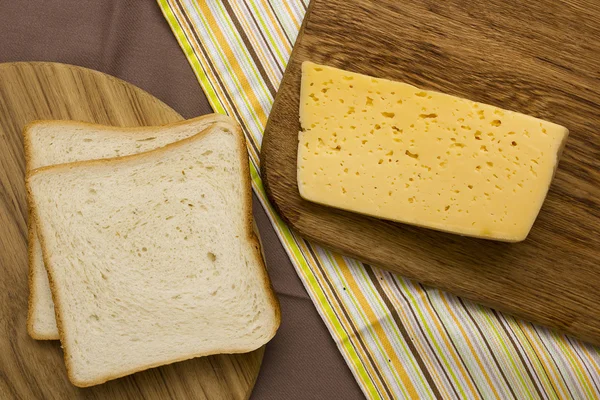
[297,62,568,242]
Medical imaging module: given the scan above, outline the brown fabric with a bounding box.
[0,1,363,398]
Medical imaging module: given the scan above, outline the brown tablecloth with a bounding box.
[0,1,363,398]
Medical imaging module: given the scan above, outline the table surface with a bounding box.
[0,1,362,399]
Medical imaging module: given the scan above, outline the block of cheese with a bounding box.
[297,62,568,242]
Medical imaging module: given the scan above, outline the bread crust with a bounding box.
[26,225,58,340]
[22,113,232,140]
[23,113,230,340]
[27,119,281,387]
[24,128,60,340]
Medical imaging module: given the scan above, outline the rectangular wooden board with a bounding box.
[261,0,600,345]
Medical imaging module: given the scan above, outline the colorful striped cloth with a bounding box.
[157,1,600,398]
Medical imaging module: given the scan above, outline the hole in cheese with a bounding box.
[405,150,419,159]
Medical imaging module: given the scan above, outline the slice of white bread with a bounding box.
[27,121,280,387]
[25,115,230,339]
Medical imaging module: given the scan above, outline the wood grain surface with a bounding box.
[261,0,600,345]
[0,62,263,399]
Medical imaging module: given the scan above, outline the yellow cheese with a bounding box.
[297,62,568,242]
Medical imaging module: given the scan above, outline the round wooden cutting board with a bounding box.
[0,62,263,399]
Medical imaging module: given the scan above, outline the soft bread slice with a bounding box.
[27,122,280,386]
[25,114,230,339]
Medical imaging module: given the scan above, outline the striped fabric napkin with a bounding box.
[158,1,600,398]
